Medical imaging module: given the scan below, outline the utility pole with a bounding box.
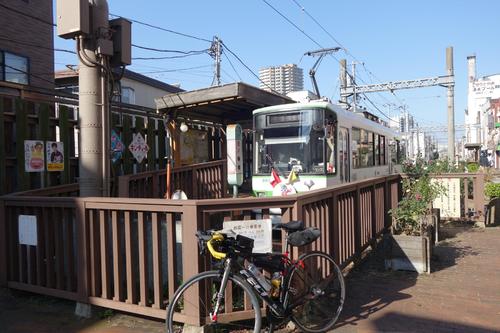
[210,36,222,86]
[339,59,348,106]
[446,46,455,161]
[57,0,131,197]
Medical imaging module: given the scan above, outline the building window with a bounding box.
[121,86,135,104]
[0,51,29,85]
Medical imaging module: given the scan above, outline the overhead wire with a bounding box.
[0,3,55,27]
[289,0,409,113]
[220,41,280,94]
[109,13,212,43]
[222,50,243,81]
[132,44,209,54]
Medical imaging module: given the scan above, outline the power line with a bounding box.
[0,36,75,54]
[222,50,243,81]
[139,65,212,74]
[4,64,54,85]
[132,44,209,54]
[132,53,207,61]
[262,0,322,49]
[0,3,55,27]
[109,13,212,43]
[220,41,279,94]
[288,0,408,110]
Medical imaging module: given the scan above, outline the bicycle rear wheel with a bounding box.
[286,251,345,333]
[166,270,262,332]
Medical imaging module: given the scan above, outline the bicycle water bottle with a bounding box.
[247,263,272,292]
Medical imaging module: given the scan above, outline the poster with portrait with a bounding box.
[46,141,64,172]
[24,140,45,172]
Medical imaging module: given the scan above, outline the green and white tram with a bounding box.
[252,101,403,197]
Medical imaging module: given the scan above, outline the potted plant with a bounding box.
[385,158,445,274]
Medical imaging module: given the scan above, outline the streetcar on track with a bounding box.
[252,100,403,197]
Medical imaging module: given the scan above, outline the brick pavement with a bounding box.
[332,224,500,333]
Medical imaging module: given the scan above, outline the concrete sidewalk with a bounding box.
[1,223,499,333]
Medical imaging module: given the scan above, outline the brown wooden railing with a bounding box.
[10,183,80,197]
[118,160,227,199]
[0,174,401,325]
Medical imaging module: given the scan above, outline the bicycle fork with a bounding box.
[210,258,232,322]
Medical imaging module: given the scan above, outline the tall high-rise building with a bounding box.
[259,64,303,95]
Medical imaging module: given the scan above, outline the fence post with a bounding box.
[117,175,130,198]
[75,199,88,302]
[181,204,202,325]
[0,199,7,286]
[384,178,391,228]
[332,192,341,265]
[0,98,6,195]
[371,184,377,239]
[192,168,199,199]
[354,186,361,256]
[474,173,485,222]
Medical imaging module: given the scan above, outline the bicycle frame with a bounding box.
[211,249,303,323]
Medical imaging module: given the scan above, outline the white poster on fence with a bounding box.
[19,215,37,246]
[222,219,272,253]
[432,178,461,218]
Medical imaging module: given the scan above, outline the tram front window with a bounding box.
[255,125,324,175]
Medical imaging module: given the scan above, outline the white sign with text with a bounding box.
[19,215,37,246]
[223,219,272,253]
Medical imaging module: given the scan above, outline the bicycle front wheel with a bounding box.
[286,251,345,333]
[166,270,262,332]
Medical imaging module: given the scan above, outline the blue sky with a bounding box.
[54,0,500,146]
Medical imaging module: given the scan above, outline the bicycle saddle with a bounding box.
[275,220,304,233]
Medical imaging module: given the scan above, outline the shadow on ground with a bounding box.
[0,288,165,333]
[333,242,417,330]
[371,312,497,333]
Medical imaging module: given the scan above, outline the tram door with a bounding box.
[339,127,350,183]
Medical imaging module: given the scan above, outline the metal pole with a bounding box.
[447,46,455,161]
[352,62,357,111]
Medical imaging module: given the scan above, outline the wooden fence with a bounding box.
[0,83,225,196]
[118,160,227,199]
[0,174,401,325]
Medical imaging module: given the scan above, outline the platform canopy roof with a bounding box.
[155,82,293,126]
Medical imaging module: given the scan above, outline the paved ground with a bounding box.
[1,222,499,333]
[332,223,500,333]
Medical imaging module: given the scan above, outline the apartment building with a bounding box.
[0,0,54,88]
[259,64,303,95]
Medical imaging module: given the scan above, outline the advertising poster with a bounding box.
[129,133,149,163]
[111,130,125,163]
[24,140,45,172]
[46,141,64,172]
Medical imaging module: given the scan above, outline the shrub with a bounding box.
[485,182,500,199]
[391,158,445,235]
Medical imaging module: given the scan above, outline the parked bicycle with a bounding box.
[165,220,345,332]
